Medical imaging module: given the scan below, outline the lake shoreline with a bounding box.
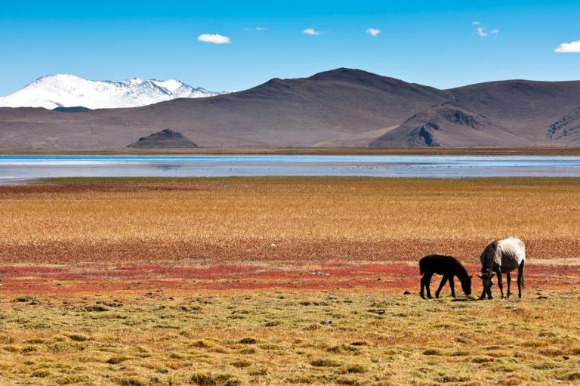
[2,146,580,156]
[2,154,580,183]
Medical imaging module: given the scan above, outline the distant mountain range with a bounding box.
[0,74,223,109]
[1,68,580,148]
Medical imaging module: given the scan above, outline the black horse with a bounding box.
[419,255,473,299]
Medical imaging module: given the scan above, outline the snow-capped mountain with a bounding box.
[0,74,224,110]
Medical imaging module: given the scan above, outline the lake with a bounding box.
[1,155,580,183]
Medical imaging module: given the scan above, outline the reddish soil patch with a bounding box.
[0,182,208,195]
[1,263,578,295]
[1,238,579,265]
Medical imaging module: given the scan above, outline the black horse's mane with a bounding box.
[455,260,469,280]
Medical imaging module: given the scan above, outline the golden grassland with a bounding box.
[1,177,580,263]
[0,177,580,385]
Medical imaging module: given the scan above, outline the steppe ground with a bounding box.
[0,177,579,385]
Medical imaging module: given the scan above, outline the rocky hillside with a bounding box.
[128,129,198,148]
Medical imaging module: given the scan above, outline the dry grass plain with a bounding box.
[2,177,580,264]
[0,177,580,385]
[0,293,579,385]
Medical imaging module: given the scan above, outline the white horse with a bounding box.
[478,237,525,300]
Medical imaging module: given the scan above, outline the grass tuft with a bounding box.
[341,364,367,374]
[231,360,251,368]
[310,358,341,367]
[106,356,130,365]
[31,370,51,378]
[66,334,89,342]
[190,372,240,386]
[85,304,109,312]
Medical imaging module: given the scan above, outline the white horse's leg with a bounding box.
[478,282,486,300]
[517,261,525,299]
[506,272,511,298]
[495,269,504,299]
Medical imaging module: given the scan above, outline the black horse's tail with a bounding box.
[419,259,425,275]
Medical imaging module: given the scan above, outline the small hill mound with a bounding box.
[53,106,91,113]
[128,129,198,148]
[370,104,531,147]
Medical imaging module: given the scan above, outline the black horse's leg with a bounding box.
[506,272,512,298]
[420,274,427,299]
[517,261,525,299]
[425,273,434,299]
[449,276,456,298]
[420,272,432,299]
[435,275,448,298]
[496,268,504,299]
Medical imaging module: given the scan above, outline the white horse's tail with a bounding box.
[521,260,525,289]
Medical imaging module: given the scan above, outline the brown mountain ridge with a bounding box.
[1,68,580,148]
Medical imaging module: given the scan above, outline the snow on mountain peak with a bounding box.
[0,74,224,110]
[125,77,145,86]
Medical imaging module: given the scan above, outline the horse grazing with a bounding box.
[478,237,525,300]
[419,255,473,299]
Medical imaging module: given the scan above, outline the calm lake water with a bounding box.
[1,155,580,183]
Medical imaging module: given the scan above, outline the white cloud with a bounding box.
[473,23,499,39]
[366,28,381,37]
[476,26,488,38]
[303,28,320,36]
[198,34,231,44]
[555,40,580,53]
[244,26,267,31]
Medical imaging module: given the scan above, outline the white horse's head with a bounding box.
[478,271,495,298]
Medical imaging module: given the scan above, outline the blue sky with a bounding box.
[1,0,579,95]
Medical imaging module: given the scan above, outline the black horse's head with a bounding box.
[461,274,473,296]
